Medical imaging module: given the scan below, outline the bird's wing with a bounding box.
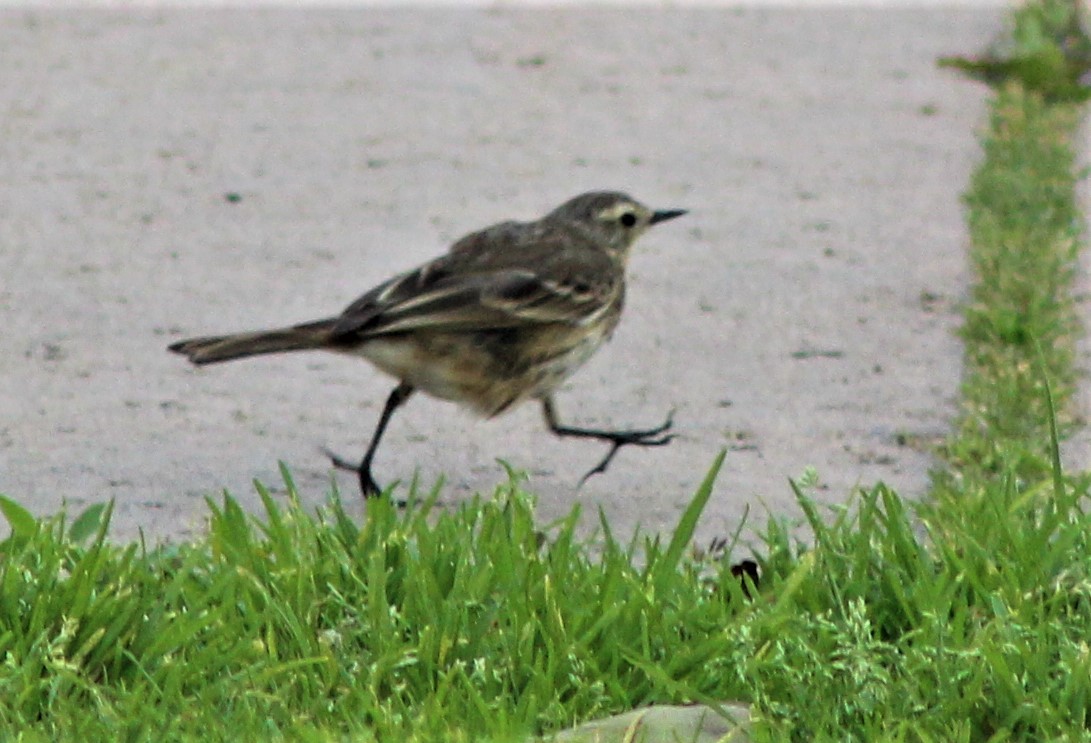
[331,236,619,339]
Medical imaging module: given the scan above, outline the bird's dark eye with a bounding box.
[619,212,637,227]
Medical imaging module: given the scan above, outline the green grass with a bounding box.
[4,447,1091,740]
[938,85,1084,491]
[0,462,748,741]
[2,1,1089,739]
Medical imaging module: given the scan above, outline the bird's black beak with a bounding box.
[649,208,687,225]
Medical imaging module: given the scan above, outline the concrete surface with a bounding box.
[1069,112,1091,475]
[1,5,1002,543]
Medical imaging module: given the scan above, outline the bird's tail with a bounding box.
[168,318,339,365]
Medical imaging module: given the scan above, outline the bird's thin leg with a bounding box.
[541,396,675,485]
[326,382,415,500]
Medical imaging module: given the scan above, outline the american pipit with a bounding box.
[169,191,686,498]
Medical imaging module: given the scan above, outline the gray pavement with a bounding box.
[1,5,1002,543]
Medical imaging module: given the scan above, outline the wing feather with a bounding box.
[330,222,620,341]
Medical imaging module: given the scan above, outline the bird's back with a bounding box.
[330,217,622,341]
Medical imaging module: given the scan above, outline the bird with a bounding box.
[168,190,687,499]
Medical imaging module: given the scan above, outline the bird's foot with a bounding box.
[577,411,676,485]
[322,447,402,504]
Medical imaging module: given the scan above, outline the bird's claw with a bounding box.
[577,411,676,486]
[321,446,394,503]
[323,447,358,473]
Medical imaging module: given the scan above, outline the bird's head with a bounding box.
[547,191,687,255]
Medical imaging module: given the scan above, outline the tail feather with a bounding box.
[168,319,338,365]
